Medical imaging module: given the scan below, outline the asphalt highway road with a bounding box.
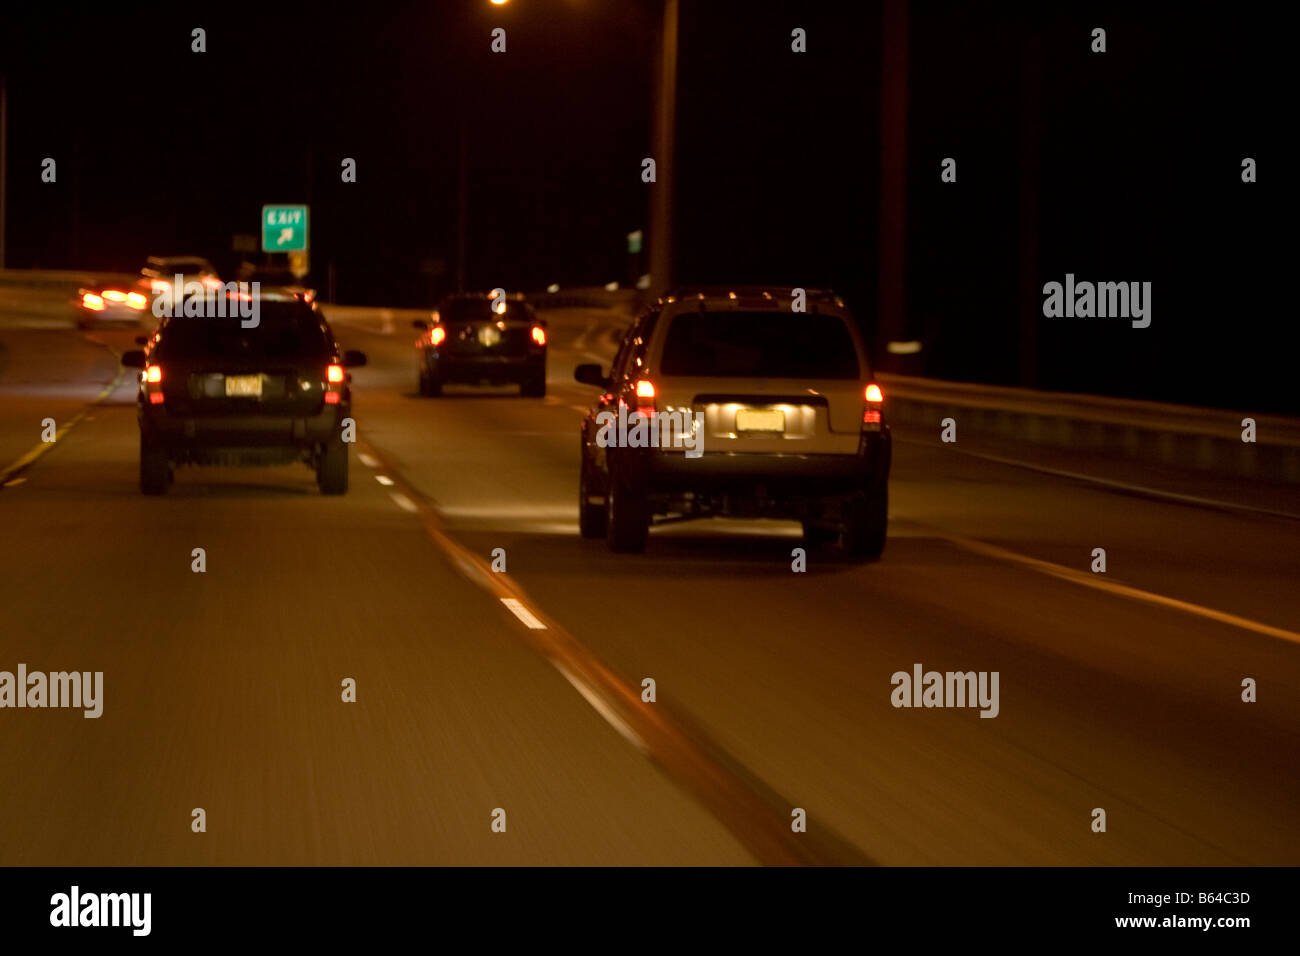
[1,301,1297,865]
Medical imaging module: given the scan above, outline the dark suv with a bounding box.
[120,298,366,495]
[413,292,547,397]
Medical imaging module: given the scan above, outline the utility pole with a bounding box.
[1016,32,1041,388]
[877,0,909,370]
[647,0,678,298]
[456,120,467,293]
[0,73,7,269]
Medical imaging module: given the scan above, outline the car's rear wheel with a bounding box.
[317,433,349,495]
[140,435,170,495]
[801,521,838,547]
[605,459,649,552]
[418,369,442,397]
[520,374,546,398]
[578,453,607,539]
[841,484,887,559]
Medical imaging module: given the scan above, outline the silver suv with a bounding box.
[574,286,890,556]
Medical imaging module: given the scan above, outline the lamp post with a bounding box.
[647,0,678,299]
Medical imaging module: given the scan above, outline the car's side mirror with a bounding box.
[574,363,608,388]
[121,350,147,369]
[342,350,368,368]
[412,319,428,330]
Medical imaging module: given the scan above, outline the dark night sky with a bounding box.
[0,1,1289,409]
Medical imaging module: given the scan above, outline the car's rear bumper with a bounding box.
[424,350,544,382]
[141,406,345,449]
[640,430,890,495]
[77,306,146,324]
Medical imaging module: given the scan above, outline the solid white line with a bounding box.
[388,492,418,513]
[375,475,395,486]
[900,438,1300,521]
[501,597,548,630]
[936,530,1300,646]
[358,453,379,468]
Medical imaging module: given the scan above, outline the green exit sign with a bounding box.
[261,205,309,252]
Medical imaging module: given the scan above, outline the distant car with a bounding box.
[412,292,547,397]
[234,262,317,304]
[119,296,366,495]
[574,286,891,556]
[139,256,221,297]
[74,281,150,329]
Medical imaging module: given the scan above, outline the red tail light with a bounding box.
[126,292,147,310]
[327,364,345,384]
[324,391,341,404]
[530,326,547,346]
[633,379,656,415]
[82,292,105,311]
[863,382,883,427]
[429,326,446,346]
[143,364,164,404]
[149,279,170,294]
[103,289,128,302]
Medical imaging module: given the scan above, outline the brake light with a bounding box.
[82,293,105,311]
[145,365,163,383]
[150,278,170,294]
[324,391,341,404]
[530,326,546,346]
[633,379,657,415]
[148,392,165,404]
[429,326,446,346]
[327,364,345,384]
[126,292,147,310]
[103,289,127,302]
[863,382,883,428]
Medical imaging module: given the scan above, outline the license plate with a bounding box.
[477,324,502,347]
[735,408,785,433]
[224,374,262,397]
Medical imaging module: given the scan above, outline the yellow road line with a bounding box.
[358,436,874,867]
[0,370,127,487]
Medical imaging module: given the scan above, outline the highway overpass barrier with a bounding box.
[529,287,641,313]
[878,373,1300,484]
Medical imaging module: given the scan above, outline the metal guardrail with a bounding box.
[529,287,640,313]
[880,372,1300,483]
[0,269,137,289]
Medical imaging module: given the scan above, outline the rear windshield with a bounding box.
[659,311,861,379]
[442,300,533,322]
[154,305,332,361]
[147,260,211,276]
